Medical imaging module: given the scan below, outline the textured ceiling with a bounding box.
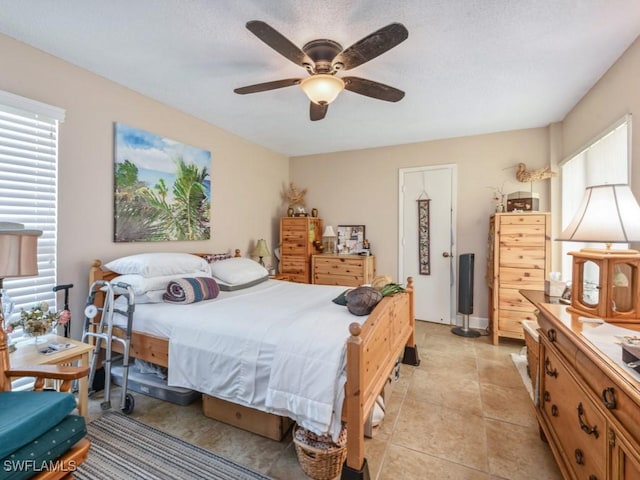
[1,1,639,156]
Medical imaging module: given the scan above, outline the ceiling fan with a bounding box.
[234,21,408,121]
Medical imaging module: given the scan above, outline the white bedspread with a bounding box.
[120,280,361,439]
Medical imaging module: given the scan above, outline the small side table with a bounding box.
[10,335,93,419]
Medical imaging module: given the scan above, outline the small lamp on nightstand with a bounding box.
[557,184,640,321]
[0,222,42,352]
[322,226,337,254]
[252,239,271,268]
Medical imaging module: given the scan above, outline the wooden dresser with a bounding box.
[279,216,323,283]
[535,303,640,480]
[486,212,550,344]
[311,254,375,287]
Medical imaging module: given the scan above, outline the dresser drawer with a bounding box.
[540,337,606,480]
[498,288,538,312]
[497,309,536,335]
[576,349,640,445]
[498,247,547,269]
[499,214,548,226]
[499,267,545,289]
[499,224,547,247]
[314,256,364,275]
[313,274,360,287]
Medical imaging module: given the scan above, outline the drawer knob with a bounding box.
[544,357,558,378]
[577,402,599,438]
[601,387,616,410]
[551,404,558,417]
[547,329,557,342]
[575,448,584,465]
[589,476,598,480]
[543,391,550,402]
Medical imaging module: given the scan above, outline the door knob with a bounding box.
[442,252,451,258]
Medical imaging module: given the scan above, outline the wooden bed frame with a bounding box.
[88,255,420,480]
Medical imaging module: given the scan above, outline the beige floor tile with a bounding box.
[479,382,537,427]
[485,418,563,480]
[477,355,524,389]
[392,397,489,472]
[406,367,483,416]
[379,444,490,480]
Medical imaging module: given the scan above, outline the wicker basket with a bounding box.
[293,427,347,480]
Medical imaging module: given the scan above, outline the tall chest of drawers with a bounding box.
[279,217,322,283]
[487,212,550,345]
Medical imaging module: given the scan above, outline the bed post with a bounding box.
[342,322,370,480]
[402,277,421,366]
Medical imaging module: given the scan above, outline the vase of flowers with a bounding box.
[6,302,69,345]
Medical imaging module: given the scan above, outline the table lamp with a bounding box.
[557,184,640,321]
[252,239,271,267]
[322,226,337,254]
[0,222,42,353]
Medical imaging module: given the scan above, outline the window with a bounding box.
[0,90,65,337]
[560,115,631,281]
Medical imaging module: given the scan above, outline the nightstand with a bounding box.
[311,254,376,286]
[10,334,93,419]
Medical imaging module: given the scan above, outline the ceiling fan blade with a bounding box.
[343,77,405,102]
[310,102,328,121]
[246,21,314,68]
[234,78,301,94]
[334,23,408,71]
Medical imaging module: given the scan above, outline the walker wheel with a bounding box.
[100,401,111,411]
[122,393,135,414]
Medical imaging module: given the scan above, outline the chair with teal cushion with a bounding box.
[0,330,90,480]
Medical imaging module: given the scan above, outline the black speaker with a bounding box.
[452,253,479,337]
[458,253,474,315]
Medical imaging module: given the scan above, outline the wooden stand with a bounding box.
[567,249,640,322]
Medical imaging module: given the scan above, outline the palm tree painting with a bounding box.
[114,123,211,242]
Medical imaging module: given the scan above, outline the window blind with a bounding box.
[560,116,631,280]
[0,92,63,335]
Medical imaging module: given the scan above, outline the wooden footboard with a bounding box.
[343,278,418,479]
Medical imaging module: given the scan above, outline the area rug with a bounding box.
[510,348,534,401]
[75,411,274,480]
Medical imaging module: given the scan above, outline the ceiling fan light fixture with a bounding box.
[300,74,345,105]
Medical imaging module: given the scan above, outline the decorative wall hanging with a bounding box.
[113,123,211,242]
[418,197,430,275]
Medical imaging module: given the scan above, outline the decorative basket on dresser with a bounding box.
[486,212,551,345]
[311,254,375,287]
[279,216,323,283]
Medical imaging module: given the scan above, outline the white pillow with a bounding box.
[111,273,212,296]
[133,290,165,304]
[209,257,269,286]
[105,253,209,278]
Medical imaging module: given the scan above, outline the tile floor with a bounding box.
[88,320,563,479]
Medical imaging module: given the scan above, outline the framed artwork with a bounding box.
[113,123,211,242]
[337,225,365,254]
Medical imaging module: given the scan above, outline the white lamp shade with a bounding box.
[0,222,42,277]
[323,225,336,237]
[558,184,640,243]
[300,75,345,105]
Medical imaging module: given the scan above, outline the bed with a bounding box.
[88,252,420,479]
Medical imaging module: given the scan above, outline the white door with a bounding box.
[399,165,456,323]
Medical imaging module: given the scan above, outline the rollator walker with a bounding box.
[82,279,135,414]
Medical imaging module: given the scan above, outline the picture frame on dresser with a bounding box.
[337,225,365,254]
